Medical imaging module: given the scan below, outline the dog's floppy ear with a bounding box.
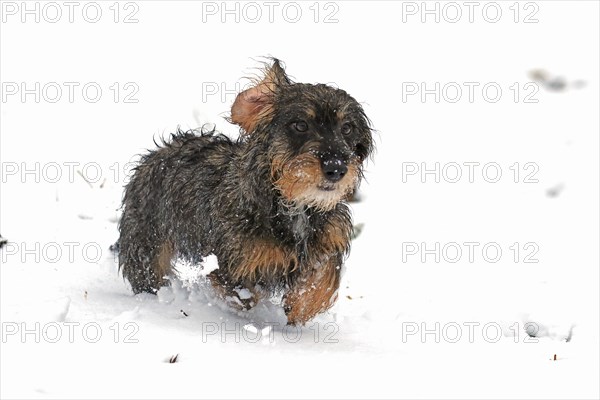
[231,59,291,134]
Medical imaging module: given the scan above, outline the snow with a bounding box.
[1,1,599,399]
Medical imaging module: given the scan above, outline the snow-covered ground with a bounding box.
[1,1,599,398]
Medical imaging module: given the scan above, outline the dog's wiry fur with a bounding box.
[118,59,373,325]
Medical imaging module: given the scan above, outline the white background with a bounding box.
[1,1,599,399]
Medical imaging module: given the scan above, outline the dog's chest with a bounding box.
[291,213,311,242]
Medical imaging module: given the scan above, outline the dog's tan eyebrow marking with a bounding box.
[304,107,316,118]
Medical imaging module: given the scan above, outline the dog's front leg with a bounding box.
[283,255,342,326]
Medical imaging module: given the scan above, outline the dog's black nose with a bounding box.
[321,158,348,183]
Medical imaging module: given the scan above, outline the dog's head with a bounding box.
[231,59,373,211]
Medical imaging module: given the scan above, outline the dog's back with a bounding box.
[118,129,237,293]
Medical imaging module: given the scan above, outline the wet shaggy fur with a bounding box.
[118,59,374,325]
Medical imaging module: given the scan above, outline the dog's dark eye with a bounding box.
[293,121,308,132]
[341,123,352,135]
